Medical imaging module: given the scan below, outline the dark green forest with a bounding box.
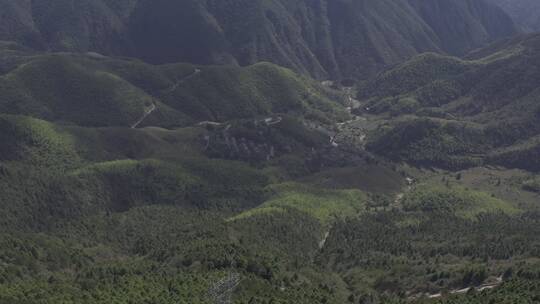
[1,1,540,303]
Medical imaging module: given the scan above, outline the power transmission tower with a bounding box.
[207,253,242,304]
[208,272,241,304]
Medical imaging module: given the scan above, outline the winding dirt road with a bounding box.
[162,68,201,95]
[131,103,156,129]
[423,276,503,299]
[130,68,202,129]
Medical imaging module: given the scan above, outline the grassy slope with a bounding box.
[0,114,81,168]
[402,184,520,219]
[231,182,369,224]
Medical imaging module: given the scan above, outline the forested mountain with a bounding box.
[0,0,517,79]
[358,34,540,170]
[1,1,540,304]
[487,0,540,32]
[0,44,346,128]
[0,39,539,303]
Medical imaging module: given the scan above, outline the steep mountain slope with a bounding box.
[0,45,347,128]
[358,34,540,170]
[1,3,540,303]
[487,0,540,32]
[408,0,519,55]
[0,0,518,79]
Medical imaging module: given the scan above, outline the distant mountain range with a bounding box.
[0,0,518,79]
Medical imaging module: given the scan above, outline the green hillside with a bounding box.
[0,56,153,127]
[2,55,537,301]
[360,34,540,171]
[231,182,369,224]
[1,93,539,303]
[159,62,348,122]
[0,4,539,303]
[0,49,346,127]
[401,184,520,219]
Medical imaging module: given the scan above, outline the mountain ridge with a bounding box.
[358,33,540,170]
[1,3,540,304]
[487,0,540,32]
[0,0,518,79]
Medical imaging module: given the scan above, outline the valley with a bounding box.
[1,42,539,302]
[0,1,540,304]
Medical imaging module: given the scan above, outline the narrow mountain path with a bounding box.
[420,276,504,300]
[162,68,201,95]
[319,231,330,250]
[394,178,415,204]
[131,102,156,129]
[130,68,202,129]
[263,116,282,126]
